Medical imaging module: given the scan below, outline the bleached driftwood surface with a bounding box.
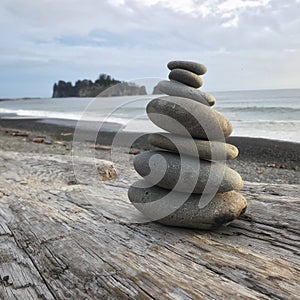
[0,149,299,300]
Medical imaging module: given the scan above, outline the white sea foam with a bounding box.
[0,108,82,120]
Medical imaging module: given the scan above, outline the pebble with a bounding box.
[148,133,239,160]
[167,61,207,75]
[133,151,243,194]
[157,80,215,106]
[146,96,233,140]
[128,181,247,230]
[32,137,45,143]
[169,69,203,88]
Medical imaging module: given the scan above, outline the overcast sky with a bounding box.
[0,0,300,97]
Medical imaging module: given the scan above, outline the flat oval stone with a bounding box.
[128,181,247,230]
[167,61,207,75]
[146,96,232,140]
[169,69,203,88]
[133,151,243,194]
[157,80,215,106]
[148,133,239,160]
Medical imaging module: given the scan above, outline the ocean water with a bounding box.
[0,89,299,143]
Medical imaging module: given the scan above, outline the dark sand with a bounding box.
[0,117,299,184]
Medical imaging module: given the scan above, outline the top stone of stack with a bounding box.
[167,60,207,75]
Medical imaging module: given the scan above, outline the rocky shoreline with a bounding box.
[0,116,299,185]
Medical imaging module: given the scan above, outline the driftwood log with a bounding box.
[0,149,299,299]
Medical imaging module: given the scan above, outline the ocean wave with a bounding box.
[219,106,300,113]
[231,120,300,124]
[0,108,142,126]
[0,108,83,120]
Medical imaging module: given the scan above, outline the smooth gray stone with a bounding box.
[167,60,207,75]
[157,80,215,106]
[148,133,239,160]
[133,151,243,194]
[128,181,247,230]
[169,69,203,88]
[146,96,232,140]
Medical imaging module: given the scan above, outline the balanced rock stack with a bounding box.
[128,61,247,230]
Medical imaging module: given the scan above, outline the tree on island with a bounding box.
[53,81,75,97]
[52,74,147,98]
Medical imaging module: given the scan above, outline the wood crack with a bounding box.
[7,225,58,300]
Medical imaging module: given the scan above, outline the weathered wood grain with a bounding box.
[0,150,299,299]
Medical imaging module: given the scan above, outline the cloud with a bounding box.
[218,0,270,11]
[0,0,299,97]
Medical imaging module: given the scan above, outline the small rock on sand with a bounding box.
[32,137,45,143]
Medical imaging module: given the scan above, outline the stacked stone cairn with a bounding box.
[128,60,247,229]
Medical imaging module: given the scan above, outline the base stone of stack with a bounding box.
[128,181,247,230]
